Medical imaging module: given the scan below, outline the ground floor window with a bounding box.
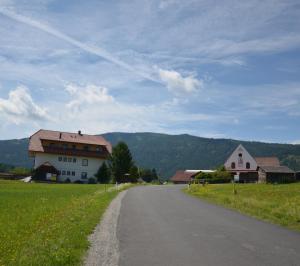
[72,171,75,176]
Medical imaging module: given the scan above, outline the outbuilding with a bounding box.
[258,165,295,183]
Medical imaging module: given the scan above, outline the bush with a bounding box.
[88,177,97,184]
[74,180,84,184]
[195,168,232,184]
[64,178,71,183]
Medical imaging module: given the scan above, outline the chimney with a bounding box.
[78,130,82,136]
[59,132,62,139]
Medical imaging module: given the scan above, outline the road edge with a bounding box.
[84,189,128,266]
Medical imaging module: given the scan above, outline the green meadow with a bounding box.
[0,181,118,266]
[186,183,300,232]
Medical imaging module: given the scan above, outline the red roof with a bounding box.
[255,157,280,167]
[170,170,195,182]
[29,129,112,154]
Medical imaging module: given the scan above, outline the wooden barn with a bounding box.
[258,165,295,183]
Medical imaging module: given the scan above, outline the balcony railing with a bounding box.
[42,146,109,158]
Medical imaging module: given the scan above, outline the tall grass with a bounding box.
[0,181,117,266]
[185,183,300,231]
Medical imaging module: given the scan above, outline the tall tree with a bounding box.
[129,165,139,183]
[109,141,134,183]
[151,168,158,181]
[95,162,111,183]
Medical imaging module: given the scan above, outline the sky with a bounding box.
[0,0,299,143]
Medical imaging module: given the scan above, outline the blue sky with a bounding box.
[0,0,299,143]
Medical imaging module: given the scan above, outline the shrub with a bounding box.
[64,178,71,183]
[195,168,232,184]
[74,180,84,184]
[88,177,97,184]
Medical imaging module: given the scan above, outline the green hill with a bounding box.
[0,132,300,178]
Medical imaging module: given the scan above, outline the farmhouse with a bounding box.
[224,144,295,183]
[29,129,112,182]
[170,169,215,184]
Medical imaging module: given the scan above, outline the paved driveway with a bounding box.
[117,185,300,266]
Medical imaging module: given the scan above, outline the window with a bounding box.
[68,157,72,162]
[72,145,76,150]
[58,170,61,175]
[246,162,250,169]
[72,171,75,176]
[231,162,236,169]
[58,157,62,161]
[96,146,103,152]
[238,153,242,157]
[73,158,77,163]
[67,171,70,176]
[63,157,67,162]
[82,159,88,166]
[63,144,68,149]
[62,170,66,175]
[81,172,87,179]
[84,145,89,151]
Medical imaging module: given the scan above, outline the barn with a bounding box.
[258,165,295,183]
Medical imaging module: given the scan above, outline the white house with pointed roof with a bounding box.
[224,144,257,173]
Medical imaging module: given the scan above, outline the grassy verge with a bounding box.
[0,181,127,266]
[185,183,300,232]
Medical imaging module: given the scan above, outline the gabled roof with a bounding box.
[29,129,112,154]
[255,157,280,167]
[170,170,195,182]
[259,165,295,174]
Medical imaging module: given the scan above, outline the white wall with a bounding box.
[224,144,257,172]
[34,153,105,182]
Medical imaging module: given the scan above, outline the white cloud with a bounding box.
[0,85,49,124]
[158,68,203,94]
[65,83,114,109]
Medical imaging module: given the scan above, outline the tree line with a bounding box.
[95,141,159,184]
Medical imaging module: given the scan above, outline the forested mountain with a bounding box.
[0,132,300,178]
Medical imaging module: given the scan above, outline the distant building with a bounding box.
[170,169,215,184]
[224,144,295,183]
[258,165,295,183]
[28,129,112,182]
[224,144,258,182]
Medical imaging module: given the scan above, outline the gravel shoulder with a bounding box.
[84,190,127,266]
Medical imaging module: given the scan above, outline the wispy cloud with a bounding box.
[0,7,158,82]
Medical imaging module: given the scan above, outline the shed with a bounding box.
[258,165,295,183]
[170,170,196,184]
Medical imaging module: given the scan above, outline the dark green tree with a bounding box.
[140,168,153,183]
[129,165,139,183]
[151,168,158,181]
[95,162,111,183]
[109,142,134,183]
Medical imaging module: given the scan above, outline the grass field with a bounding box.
[0,181,122,266]
[185,183,300,231]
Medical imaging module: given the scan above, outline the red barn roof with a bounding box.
[255,157,280,167]
[170,170,196,182]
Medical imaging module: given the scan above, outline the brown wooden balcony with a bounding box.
[42,146,109,159]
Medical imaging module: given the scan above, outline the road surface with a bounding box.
[117,185,300,266]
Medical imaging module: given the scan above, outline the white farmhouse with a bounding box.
[224,144,258,182]
[28,129,112,182]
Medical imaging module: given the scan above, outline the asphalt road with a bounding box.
[117,185,300,266]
